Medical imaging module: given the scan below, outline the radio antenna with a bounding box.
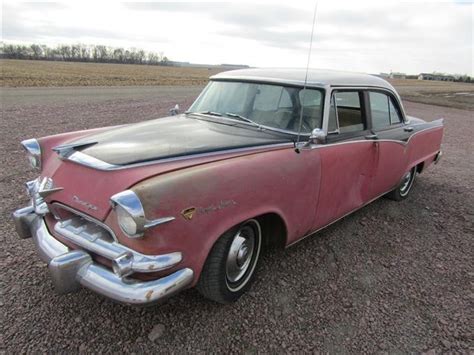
[295,0,319,152]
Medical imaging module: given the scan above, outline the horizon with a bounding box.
[2,1,473,76]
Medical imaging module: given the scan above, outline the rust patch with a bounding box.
[145,290,154,301]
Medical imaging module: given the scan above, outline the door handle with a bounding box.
[365,134,378,140]
[404,126,414,132]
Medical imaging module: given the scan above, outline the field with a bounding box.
[1,63,473,353]
[2,59,473,110]
[388,78,474,110]
[1,59,224,87]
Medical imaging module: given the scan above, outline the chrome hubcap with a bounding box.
[226,226,255,283]
[400,169,414,196]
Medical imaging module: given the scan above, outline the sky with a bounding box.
[1,0,473,75]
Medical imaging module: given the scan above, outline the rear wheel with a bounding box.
[386,167,417,201]
[197,219,262,304]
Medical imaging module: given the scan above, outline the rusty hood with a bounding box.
[62,115,290,167]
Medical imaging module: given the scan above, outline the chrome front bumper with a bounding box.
[12,206,194,305]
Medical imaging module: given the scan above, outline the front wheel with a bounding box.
[386,167,417,201]
[197,219,262,304]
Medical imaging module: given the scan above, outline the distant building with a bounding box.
[418,73,455,81]
[389,72,406,79]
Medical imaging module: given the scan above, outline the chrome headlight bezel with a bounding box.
[110,190,176,239]
[110,190,147,238]
[21,138,42,170]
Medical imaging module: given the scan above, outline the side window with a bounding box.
[389,98,402,124]
[369,92,390,130]
[333,91,365,133]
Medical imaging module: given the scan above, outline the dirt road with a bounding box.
[1,86,473,353]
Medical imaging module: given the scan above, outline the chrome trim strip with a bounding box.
[68,150,117,170]
[64,142,294,171]
[302,120,444,150]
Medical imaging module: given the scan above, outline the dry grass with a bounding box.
[1,59,225,87]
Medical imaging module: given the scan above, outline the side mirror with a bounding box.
[309,128,326,144]
[169,104,180,116]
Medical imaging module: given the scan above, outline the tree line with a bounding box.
[0,43,170,65]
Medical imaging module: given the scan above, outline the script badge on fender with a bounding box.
[181,207,196,220]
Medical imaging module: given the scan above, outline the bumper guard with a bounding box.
[13,206,194,305]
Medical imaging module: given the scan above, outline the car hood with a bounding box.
[68,115,290,166]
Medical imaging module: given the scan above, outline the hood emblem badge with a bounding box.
[181,207,196,221]
[73,195,98,211]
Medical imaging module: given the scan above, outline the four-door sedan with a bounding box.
[13,69,443,305]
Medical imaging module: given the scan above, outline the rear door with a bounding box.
[312,89,378,230]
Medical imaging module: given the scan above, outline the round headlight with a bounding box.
[116,205,138,236]
[110,190,147,238]
[21,138,41,170]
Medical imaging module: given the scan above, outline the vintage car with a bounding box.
[13,69,444,305]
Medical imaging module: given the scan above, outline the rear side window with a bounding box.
[331,91,365,133]
[369,91,402,129]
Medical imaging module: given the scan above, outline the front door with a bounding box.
[312,90,378,230]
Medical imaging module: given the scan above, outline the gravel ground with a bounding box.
[1,86,473,353]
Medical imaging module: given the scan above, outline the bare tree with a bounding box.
[1,42,170,65]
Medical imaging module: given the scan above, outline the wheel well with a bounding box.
[416,161,425,174]
[255,213,287,250]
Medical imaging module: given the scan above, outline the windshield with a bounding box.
[188,81,325,134]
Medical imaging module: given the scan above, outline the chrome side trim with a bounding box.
[68,150,117,170]
[312,120,444,149]
[64,142,294,171]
